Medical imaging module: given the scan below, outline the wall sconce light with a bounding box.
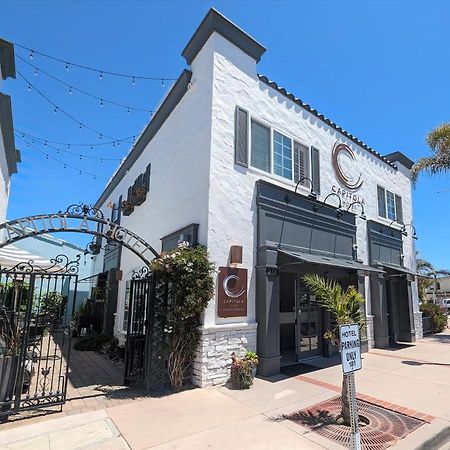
[312,192,343,218]
[230,245,243,266]
[284,177,317,204]
[347,201,366,220]
[389,219,407,236]
[403,223,418,240]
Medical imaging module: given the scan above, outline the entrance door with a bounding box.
[296,285,322,360]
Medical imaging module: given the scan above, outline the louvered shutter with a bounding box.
[311,147,321,194]
[235,107,249,167]
[377,186,386,218]
[145,164,151,191]
[395,195,403,222]
[294,141,310,185]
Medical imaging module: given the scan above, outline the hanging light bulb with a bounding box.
[99,71,103,80]
[132,76,136,86]
[54,106,58,113]
[57,149,60,154]
[64,163,67,169]
[90,145,93,150]
[94,175,97,180]
[69,86,73,95]
[79,124,82,130]
[65,62,69,71]
[161,79,165,87]
[79,155,82,160]
[68,144,71,150]
[34,68,38,76]
[29,50,34,60]
[99,133,103,140]
[100,99,104,108]
[46,154,49,159]
[79,170,82,175]
[44,140,47,147]
[27,85,31,92]
[127,107,130,115]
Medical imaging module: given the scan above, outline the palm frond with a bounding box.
[426,123,450,154]
[411,156,450,183]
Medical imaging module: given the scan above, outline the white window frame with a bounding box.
[247,112,311,187]
[378,185,401,222]
[121,280,131,333]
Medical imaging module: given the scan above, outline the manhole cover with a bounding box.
[284,396,425,450]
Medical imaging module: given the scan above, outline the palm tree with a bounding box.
[416,258,450,303]
[411,123,450,183]
[302,274,365,426]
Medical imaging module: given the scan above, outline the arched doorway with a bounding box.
[0,204,160,419]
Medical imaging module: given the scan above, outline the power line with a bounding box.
[16,43,177,82]
[15,132,123,162]
[21,136,110,180]
[18,70,139,142]
[17,55,155,114]
[16,129,132,148]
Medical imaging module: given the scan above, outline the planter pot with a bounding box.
[133,193,147,206]
[0,355,19,415]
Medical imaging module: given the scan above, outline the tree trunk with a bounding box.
[341,373,351,425]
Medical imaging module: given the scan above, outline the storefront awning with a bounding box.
[374,261,421,277]
[278,249,384,273]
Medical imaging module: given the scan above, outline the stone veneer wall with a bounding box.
[414,311,423,340]
[366,315,375,349]
[192,323,258,387]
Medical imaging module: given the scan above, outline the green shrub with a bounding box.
[420,302,447,333]
[73,334,112,352]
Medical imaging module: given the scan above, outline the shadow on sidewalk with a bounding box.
[402,360,450,367]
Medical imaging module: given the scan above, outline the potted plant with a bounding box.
[0,309,21,415]
[131,186,147,206]
[121,200,134,216]
[230,351,259,389]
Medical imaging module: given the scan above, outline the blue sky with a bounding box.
[1,0,450,268]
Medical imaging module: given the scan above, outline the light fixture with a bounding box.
[313,192,343,218]
[347,201,366,220]
[284,177,317,203]
[403,223,418,240]
[388,219,407,236]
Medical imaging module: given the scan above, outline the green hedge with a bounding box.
[420,302,447,334]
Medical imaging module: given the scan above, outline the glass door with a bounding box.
[296,285,322,360]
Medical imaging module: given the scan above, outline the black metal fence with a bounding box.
[0,255,78,418]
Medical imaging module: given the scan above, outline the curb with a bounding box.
[415,424,450,450]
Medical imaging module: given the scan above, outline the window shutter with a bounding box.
[395,195,403,222]
[311,146,321,194]
[235,107,249,167]
[294,141,310,185]
[145,164,151,191]
[377,186,386,218]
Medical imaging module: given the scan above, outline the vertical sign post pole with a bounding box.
[347,372,361,450]
[339,323,363,450]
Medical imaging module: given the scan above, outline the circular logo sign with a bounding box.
[332,142,363,190]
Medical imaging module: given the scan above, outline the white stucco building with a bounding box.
[0,38,19,225]
[94,9,420,386]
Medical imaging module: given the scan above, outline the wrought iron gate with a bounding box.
[124,269,168,390]
[0,255,79,417]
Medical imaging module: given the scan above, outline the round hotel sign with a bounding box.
[332,142,363,190]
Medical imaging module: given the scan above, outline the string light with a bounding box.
[15,43,177,82]
[17,71,137,141]
[100,98,103,108]
[34,68,38,76]
[99,71,103,80]
[17,56,155,113]
[15,132,122,161]
[65,62,69,71]
[17,129,138,148]
[27,84,31,92]
[132,77,135,86]
[20,136,108,180]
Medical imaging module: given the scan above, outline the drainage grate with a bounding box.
[285,396,425,450]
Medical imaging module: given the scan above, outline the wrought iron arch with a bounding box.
[0,203,159,266]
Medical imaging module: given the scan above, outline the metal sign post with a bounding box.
[339,324,362,450]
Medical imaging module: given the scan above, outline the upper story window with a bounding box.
[235,107,319,192]
[377,186,403,222]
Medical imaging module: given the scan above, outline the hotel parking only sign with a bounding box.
[339,324,362,374]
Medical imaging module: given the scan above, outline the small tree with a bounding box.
[303,274,365,426]
[416,258,450,303]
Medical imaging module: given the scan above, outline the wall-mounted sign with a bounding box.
[332,142,363,190]
[218,267,247,318]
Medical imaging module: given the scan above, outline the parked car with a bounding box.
[442,299,450,313]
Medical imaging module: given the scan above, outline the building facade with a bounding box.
[0,38,19,225]
[94,9,421,386]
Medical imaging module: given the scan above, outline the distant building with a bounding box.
[0,38,20,224]
[425,276,450,303]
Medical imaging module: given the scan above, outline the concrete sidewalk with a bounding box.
[2,331,450,449]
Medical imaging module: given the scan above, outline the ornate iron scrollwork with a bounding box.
[132,266,151,280]
[64,203,104,219]
[0,254,80,275]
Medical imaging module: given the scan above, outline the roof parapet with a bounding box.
[182,8,266,65]
[0,38,16,80]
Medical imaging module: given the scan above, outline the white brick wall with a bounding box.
[192,323,257,387]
